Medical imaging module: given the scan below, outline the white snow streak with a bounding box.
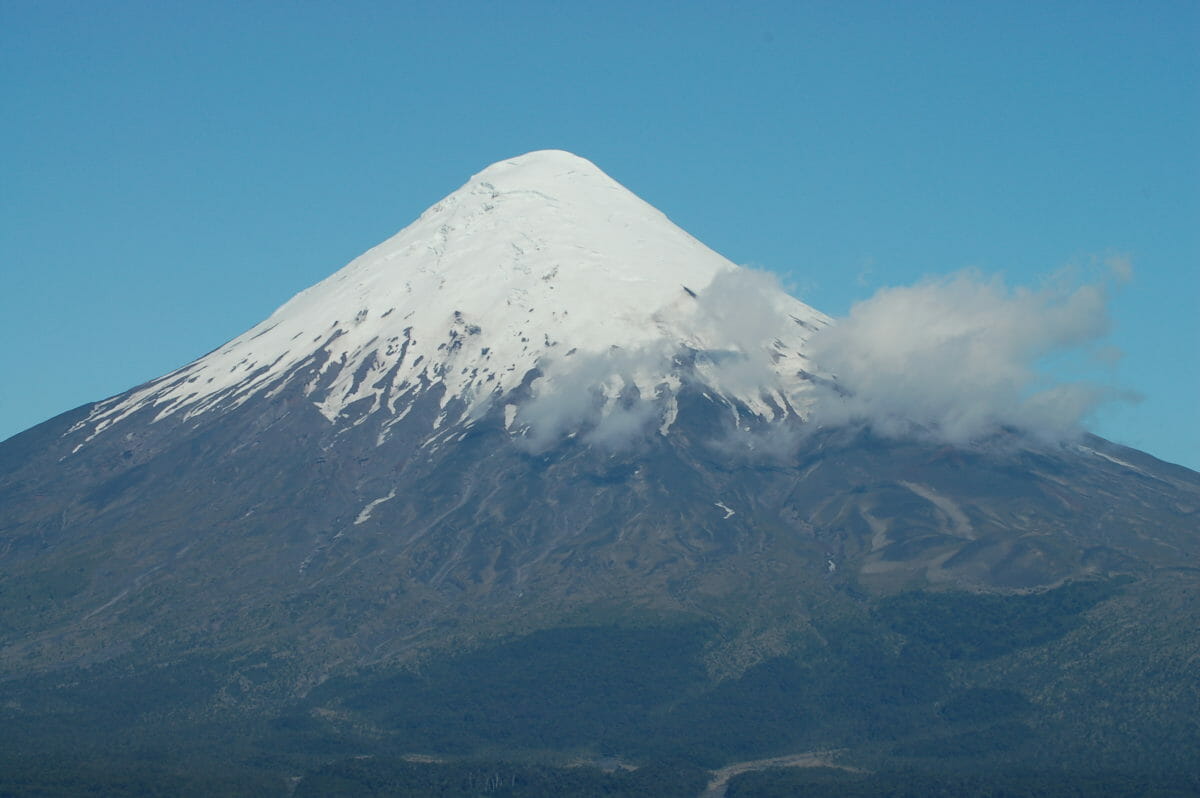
[354,489,396,525]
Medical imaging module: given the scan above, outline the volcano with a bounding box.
[2,151,1197,795]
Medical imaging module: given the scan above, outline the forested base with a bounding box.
[2,577,1195,794]
[4,756,1195,798]
[0,754,283,797]
[0,755,708,798]
[726,766,1200,798]
[295,758,709,797]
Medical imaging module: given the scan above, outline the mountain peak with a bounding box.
[72,152,828,446]
[471,149,607,183]
[453,149,640,228]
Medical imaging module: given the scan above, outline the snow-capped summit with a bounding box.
[74,150,829,445]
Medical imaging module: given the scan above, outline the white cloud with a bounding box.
[511,344,674,453]
[508,263,1132,455]
[804,268,1128,444]
[510,268,801,452]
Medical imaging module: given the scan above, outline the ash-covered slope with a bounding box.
[1,151,1198,788]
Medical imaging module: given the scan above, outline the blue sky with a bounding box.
[2,1,1197,469]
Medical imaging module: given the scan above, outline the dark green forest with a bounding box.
[2,577,1196,796]
[726,766,1200,798]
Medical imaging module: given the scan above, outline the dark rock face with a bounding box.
[1,377,1198,780]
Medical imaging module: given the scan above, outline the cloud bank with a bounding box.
[512,268,804,452]
[508,262,1132,454]
[804,268,1131,444]
[513,344,674,453]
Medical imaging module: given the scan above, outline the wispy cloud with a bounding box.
[512,344,673,453]
[511,268,805,452]
[804,267,1133,444]
[508,262,1134,455]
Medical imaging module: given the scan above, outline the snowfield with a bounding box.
[72,150,829,446]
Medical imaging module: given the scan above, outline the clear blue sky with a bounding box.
[2,1,1197,469]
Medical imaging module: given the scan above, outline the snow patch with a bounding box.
[1079,445,1150,477]
[354,489,396,525]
